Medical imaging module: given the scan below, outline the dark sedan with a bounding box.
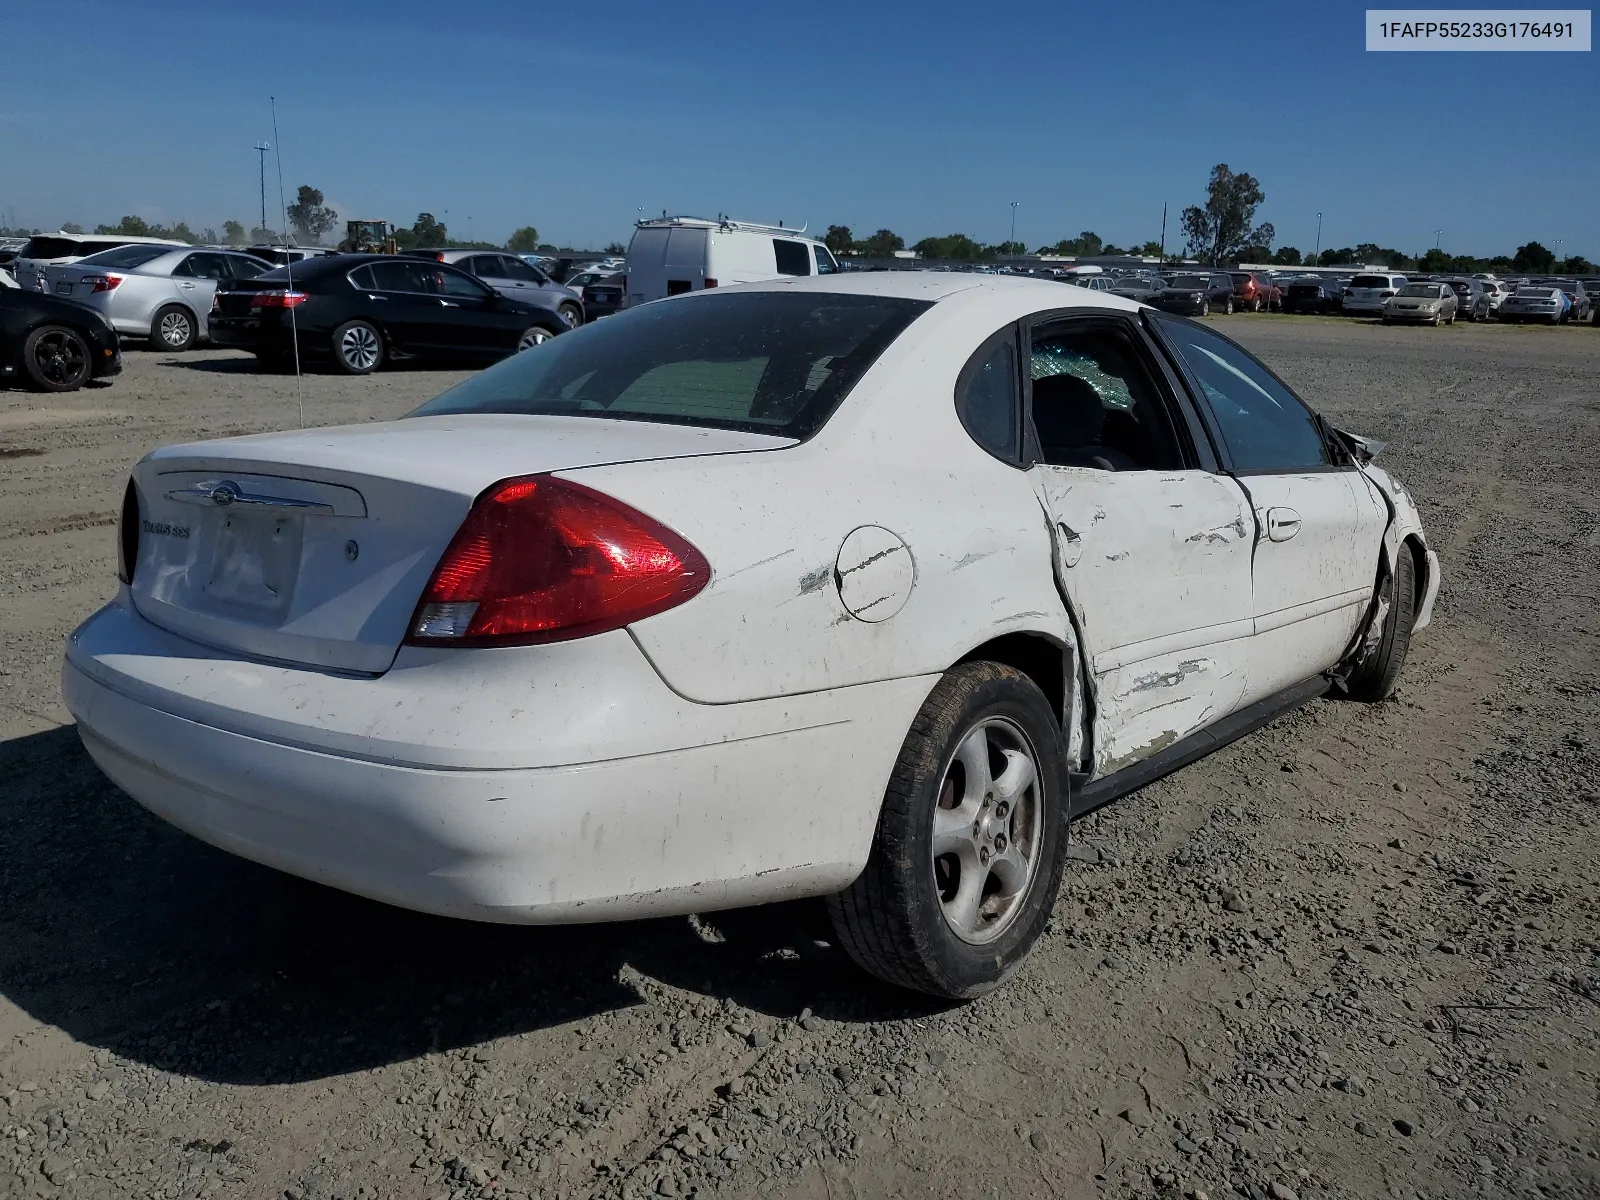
[1,287,122,391]
[564,269,628,319]
[1153,273,1236,316]
[1281,277,1345,314]
[208,255,568,374]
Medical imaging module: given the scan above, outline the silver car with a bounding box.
[43,246,273,350]
[407,250,584,328]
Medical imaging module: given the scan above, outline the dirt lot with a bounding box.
[2,318,1598,1200]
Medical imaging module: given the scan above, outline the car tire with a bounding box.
[1199,300,1210,316]
[517,325,558,351]
[21,325,92,392]
[151,305,196,352]
[1343,546,1418,703]
[1224,296,1234,315]
[331,320,383,374]
[556,302,582,329]
[826,661,1070,1000]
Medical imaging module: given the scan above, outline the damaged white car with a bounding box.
[63,275,1439,1000]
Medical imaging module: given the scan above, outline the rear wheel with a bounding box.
[1344,546,1417,702]
[827,662,1069,999]
[22,325,92,392]
[332,320,383,374]
[151,305,196,352]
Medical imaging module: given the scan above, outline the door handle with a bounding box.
[439,300,460,307]
[1266,507,1301,542]
[179,282,196,289]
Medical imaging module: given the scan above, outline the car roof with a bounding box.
[694,271,1146,316]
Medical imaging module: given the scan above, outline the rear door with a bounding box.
[664,228,708,295]
[356,260,441,352]
[1018,312,1258,775]
[1149,315,1387,700]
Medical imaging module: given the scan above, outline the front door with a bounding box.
[1021,314,1258,776]
[1149,315,1388,701]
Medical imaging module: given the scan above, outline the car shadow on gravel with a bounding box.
[0,726,934,1085]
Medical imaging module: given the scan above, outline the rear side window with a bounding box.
[773,240,811,276]
[173,252,235,280]
[78,244,174,269]
[956,331,1019,461]
[411,292,932,440]
[365,260,433,292]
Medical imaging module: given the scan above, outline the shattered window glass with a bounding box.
[1031,343,1137,411]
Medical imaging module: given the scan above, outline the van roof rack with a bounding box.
[635,214,809,236]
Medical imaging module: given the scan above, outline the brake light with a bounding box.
[80,273,122,293]
[703,278,718,288]
[407,476,711,647]
[250,290,308,308]
[117,477,139,585]
[1381,290,1395,298]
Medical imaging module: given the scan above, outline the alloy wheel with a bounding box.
[31,330,89,387]
[159,310,192,348]
[930,717,1044,945]
[340,324,381,370]
[518,327,552,351]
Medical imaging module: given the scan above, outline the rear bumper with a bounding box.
[63,598,932,923]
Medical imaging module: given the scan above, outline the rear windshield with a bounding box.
[1515,286,1557,296]
[1398,284,1439,297]
[1350,275,1394,288]
[18,237,81,259]
[78,244,177,269]
[410,292,932,440]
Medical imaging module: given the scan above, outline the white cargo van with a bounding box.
[625,217,839,305]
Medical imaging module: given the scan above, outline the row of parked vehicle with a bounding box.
[1068,264,1597,326]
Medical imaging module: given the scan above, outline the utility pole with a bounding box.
[1434,228,1442,251]
[1159,202,1167,264]
[1314,212,1323,267]
[1009,201,1019,252]
[254,141,271,237]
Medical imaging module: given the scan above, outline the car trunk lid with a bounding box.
[128,414,791,674]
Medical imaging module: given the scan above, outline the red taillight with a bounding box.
[250,290,308,308]
[81,274,122,293]
[406,476,711,647]
[703,278,718,288]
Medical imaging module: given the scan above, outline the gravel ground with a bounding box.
[1,318,1598,1200]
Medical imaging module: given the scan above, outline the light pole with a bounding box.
[254,141,271,237]
[1555,238,1564,269]
[1009,201,1019,252]
[1434,229,1442,251]
[1314,212,1323,267]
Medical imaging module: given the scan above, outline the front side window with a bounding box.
[1157,319,1329,472]
[411,292,931,440]
[773,239,811,276]
[814,245,840,275]
[955,331,1019,461]
[1028,322,1182,472]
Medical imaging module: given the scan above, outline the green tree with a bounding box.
[250,226,274,243]
[994,240,1027,256]
[201,227,218,245]
[286,185,338,244]
[96,215,151,236]
[1100,243,1124,256]
[1180,164,1274,266]
[410,212,448,247]
[1135,240,1163,257]
[507,226,541,253]
[1036,231,1103,256]
[855,229,904,257]
[169,222,198,244]
[1415,247,1453,273]
[1512,241,1555,273]
[824,225,855,255]
[1558,254,1594,274]
[61,222,84,235]
[1270,246,1302,266]
[603,242,626,255]
[912,233,990,261]
[223,220,246,245]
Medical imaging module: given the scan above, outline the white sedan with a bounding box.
[63,275,1440,999]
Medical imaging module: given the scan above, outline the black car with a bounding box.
[1153,273,1236,316]
[208,254,568,374]
[564,269,628,319]
[1281,277,1345,314]
[1,286,122,392]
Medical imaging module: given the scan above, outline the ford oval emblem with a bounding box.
[210,483,239,507]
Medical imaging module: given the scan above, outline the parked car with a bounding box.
[245,245,339,267]
[1,286,122,391]
[1341,273,1408,316]
[1471,280,1512,319]
[564,270,628,320]
[11,233,186,293]
[61,275,1440,999]
[0,236,27,278]
[407,250,584,329]
[1498,283,1571,324]
[1281,277,1344,314]
[1382,282,1458,326]
[1229,271,1280,312]
[1438,278,1486,320]
[1107,276,1165,303]
[43,246,272,350]
[1068,275,1115,293]
[1154,272,1236,315]
[207,254,568,373]
[625,217,839,304]
[1537,278,1591,322]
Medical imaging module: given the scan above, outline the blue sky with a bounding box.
[2,0,1594,257]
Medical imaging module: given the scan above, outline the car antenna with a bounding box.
[270,95,306,428]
